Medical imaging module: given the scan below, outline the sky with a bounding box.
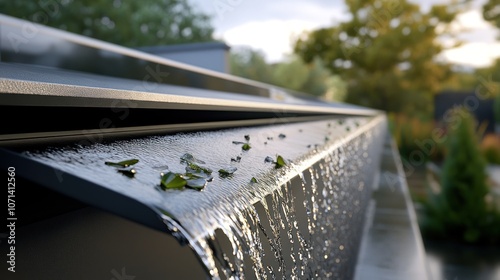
[188,0,500,69]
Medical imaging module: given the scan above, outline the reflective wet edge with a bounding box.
[22,115,386,279]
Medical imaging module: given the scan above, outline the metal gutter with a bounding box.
[0,62,380,145]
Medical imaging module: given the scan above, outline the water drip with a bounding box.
[21,116,386,279]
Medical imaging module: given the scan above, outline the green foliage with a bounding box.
[0,0,214,47]
[218,167,237,177]
[229,47,275,84]
[105,158,139,177]
[161,172,187,190]
[229,47,347,100]
[105,158,139,167]
[159,153,215,191]
[294,0,467,114]
[272,57,310,91]
[483,146,500,165]
[282,56,348,99]
[495,93,500,124]
[274,155,286,168]
[482,0,500,29]
[475,58,500,82]
[481,134,500,164]
[420,109,500,246]
[388,114,445,163]
[439,69,478,92]
[475,59,500,124]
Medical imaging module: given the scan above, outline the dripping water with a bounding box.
[22,116,387,280]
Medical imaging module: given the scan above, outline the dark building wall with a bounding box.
[434,91,495,134]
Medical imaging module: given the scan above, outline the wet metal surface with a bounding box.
[354,135,430,280]
[3,115,387,279]
[0,13,397,279]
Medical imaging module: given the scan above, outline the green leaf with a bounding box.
[275,155,287,168]
[242,143,251,151]
[219,167,237,177]
[161,172,187,190]
[186,162,212,175]
[251,177,257,183]
[105,159,139,167]
[117,167,136,177]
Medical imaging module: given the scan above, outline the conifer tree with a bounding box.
[422,108,500,245]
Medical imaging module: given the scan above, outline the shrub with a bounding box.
[481,134,500,165]
[388,113,445,163]
[420,108,500,246]
[494,93,500,125]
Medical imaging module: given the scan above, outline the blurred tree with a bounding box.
[494,92,500,126]
[229,47,347,101]
[477,59,500,127]
[421,108,500,245]
[439,69,477,92]
[229,46,275,84]
[272,56,310,92]
[0,0,214,47]
[482,0,500,29]
[294,0,466,115]
[323,75,348,102]
[476,58,500,90]
[272,55,347,99]
[475,60,500,128]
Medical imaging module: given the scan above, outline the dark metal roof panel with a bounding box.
[136,42,231,53]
